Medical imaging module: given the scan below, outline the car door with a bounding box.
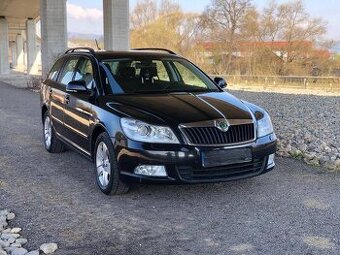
[63,56,96,155]
[47,57,68,137]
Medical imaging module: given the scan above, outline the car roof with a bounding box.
[94,50,183,60]
[64,48,184,61]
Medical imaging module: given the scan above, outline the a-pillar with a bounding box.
[103,0,130,50]
[40,0,67,78]
[16,34,25,70]
[26,18,37,74]
[0,17,9,74]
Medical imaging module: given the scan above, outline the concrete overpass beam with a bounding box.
[0,17,9,74]
[26,18,36,74]
[16,34,24,69]
[40,0,67,78]
[103,0,130,51]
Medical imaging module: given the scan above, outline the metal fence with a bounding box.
[213,75,340,93]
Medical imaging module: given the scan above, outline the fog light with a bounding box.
[134,165,167,177]
[267,153,275,168]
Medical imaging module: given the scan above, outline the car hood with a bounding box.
[103,92,253,126]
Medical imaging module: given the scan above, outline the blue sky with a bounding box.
[67,0,340,40]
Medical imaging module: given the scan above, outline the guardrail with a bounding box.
[211,75,340,93]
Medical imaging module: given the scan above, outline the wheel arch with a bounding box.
[41,104,48,123]
[90,123,110,159]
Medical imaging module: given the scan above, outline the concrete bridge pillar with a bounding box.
[0,17,9,74]
[103,0,130,51]
[40,0,67,78]
[10,42,17,68]
[16,34,25,70]
[26,18,37,74]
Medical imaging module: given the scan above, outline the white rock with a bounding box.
[0,210,9,217]
[0,218,6,223]
[15,239,27,245]
[303,153,315,161]
[10,242,21,248]
[6,213,15,221]
[11,247,28,255]
[0,239,10,248]
[335,159,340,167]
[1,233,20,240]
[40,243,58,254]
[11,228,21,234]
[4,246,18,254]
[26,251,39,255]
[4,246,15,253]
[7,237,15,244]
[0,250,7,255]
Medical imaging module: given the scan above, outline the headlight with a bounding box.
[257,111,274,138]
[120,118,180,144]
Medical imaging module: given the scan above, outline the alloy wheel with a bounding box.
[44,116,52,149]
[96,141,111,188]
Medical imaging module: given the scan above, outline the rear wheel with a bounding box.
[43,111,66,153]
[94,132,129,195]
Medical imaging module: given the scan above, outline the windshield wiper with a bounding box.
[125,88,219,95]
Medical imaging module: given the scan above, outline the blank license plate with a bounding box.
[201,148,252,168]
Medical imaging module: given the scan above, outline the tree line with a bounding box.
[130,0,340,76]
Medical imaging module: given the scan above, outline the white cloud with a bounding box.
[67,3,102,21]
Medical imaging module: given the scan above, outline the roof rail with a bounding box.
[65,47,95,55]
[132,48,177,55]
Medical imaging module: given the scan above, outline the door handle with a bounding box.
[65,95,70,104]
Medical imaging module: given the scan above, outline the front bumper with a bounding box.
[115,133,277,184]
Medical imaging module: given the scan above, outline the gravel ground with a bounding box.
[0,209,57,255]
[1,82,340,254]
[231,90,340,171]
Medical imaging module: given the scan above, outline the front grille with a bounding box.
[177,158,265,182]
[181,123,255,145]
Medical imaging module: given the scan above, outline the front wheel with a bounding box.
[43,111,66,153]
[94,132,129,195]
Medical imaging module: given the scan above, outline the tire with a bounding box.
[94,132,130,195]
[43,111,66,153]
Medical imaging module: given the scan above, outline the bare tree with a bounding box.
[130,0,205,63]
[159,0,180,16]
[203,0,253,73]
[259,1,287,42]
[129,0,334,76]
[258,0,327,74]
[131,0,157,29]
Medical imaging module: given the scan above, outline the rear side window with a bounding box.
[48,58,64,81]
[59,58,79,85]
[74,58,96,89]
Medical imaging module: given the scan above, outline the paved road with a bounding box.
[0,81,339,255]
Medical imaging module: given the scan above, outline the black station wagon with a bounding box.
[40,47,277,195]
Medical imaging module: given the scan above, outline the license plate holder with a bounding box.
[201,148,252,168]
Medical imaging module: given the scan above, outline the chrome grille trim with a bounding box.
[179,119,256,147]
[179,118,253,128]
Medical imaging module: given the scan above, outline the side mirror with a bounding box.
[214,77,227,89]
[66,80,88,93]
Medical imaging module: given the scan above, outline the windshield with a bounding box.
[101,58,220,94]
